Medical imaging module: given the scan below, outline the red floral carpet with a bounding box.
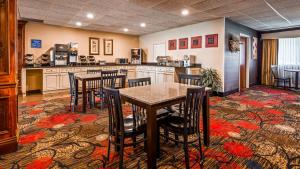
[0,86,299,169]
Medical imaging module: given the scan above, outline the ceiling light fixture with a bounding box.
[181,9,189,16]
[75,22,82,26]
[140,22,146,27]
[123,28,129,32]
[264,0,292,25]
[86,13,94,19]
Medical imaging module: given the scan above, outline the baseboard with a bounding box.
[0,136,18,155]
[215,88,239,97]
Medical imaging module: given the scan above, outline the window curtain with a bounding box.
[261,39,278,85]
[278,38,300,65]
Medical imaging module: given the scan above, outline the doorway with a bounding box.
[239,37,247,90]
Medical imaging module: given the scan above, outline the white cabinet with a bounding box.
[164,73,174,83]
[43,73,59,91]
[59,73,70,89]
[155,66,174,84]
[156,72,165,84]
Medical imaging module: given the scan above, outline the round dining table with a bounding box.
[284,69,300,90]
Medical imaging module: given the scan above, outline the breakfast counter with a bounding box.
[21,63,201,96]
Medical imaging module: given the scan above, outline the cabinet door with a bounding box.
[156,72,164,84]
[136,70,144,78]
[148,71,156,84]
[44,74,59,91]
[60,73,70,89]
[128,70,136,79]
[164,73,174,83]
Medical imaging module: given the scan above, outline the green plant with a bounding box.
[199,68,222,92]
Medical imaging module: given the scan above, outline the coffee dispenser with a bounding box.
[69,42,78,65]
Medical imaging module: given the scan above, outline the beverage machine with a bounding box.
[131,48,143,64]
[54,44,69,66]
[69,42,78,65]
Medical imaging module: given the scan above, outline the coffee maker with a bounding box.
[54,44,69,66]
[69,42,78,65]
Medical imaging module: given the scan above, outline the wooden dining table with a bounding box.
[119,82,211,169]
[285,69,300,90]
[75,73,126,113]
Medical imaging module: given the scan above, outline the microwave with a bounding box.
[115,58,129,64]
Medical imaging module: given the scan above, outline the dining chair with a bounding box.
[271,65,291,89]
[115,69,128,89]
[178,73,202,86]
[103,88,146,169]
[87,69,102,107]
[119,69,128,76]
[68,72,79,112]
[87,69,102,74]
[160,87,206,168]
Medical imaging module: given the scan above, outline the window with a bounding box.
[278,38,300,65]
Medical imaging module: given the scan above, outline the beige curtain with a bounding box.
[261,39,278,85]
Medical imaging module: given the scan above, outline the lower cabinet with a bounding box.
[43,73,60,91]
[59,73,70,89]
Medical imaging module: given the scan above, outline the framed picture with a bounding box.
[89,37,100,55]
[168,39,177,50]
[179,38,188,49]
[205,34,218,48]
[104,39,113,55]
[252,37,258,59]
[31,39,42,48]
[191,36,202,49]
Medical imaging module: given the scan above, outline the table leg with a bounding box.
[82,80,87,113]
[146,107,157,169]
[202,92,210,146]
[295,72,299,90]
[75,79,79,106]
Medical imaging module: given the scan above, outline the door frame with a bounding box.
[239,33,251,90]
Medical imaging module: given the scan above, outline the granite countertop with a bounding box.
[23,62,201,69]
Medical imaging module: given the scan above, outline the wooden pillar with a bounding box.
[17,20,27,95]
[0,0,18,154]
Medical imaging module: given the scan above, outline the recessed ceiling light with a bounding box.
[87,13,94,19]
[123,28,129,32]
[140,22,146,27]
[181,9,189,16]
[75,22,82,26]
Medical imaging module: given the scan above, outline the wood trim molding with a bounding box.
[0,136,18,155]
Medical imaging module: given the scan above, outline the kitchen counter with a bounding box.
[23,62,201,69]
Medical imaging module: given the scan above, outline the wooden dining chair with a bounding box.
[119,69,128,77]
[160,87,206,168]
[87,69,102,107]
[271,65,291,89]
[115,69,128,89]
[87,69,102,74]
[178,73,202,86]
[103,88,146,169]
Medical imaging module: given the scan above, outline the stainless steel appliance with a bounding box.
[69,42,78,65]
[115,58,128,64]
[131,48,143,64]
[183,55,196,67]
[156,56,172,66]
[54,44,69,66]
[24,54,34,67]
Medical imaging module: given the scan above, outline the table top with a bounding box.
[284,69,300,72]
[119,82,210,106]
[75,73,126,80]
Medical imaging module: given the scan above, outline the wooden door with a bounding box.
[0,0,18,154]
[240,37,247,90]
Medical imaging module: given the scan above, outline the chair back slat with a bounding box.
[178,73,202,86]
[68,72,76,95]
[104,88,124,136]
[183,87,205,134]
[128,77,151,87]
[101,70,118,88]
[87,69,102,90]
[119,69,128,77]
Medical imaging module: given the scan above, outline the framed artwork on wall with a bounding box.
[179,38,188,49]
[168,39,177,50]
[191,36,202,49]
[104,39,113,55]
[89,37,100,55]
[252,37,258,59]
[205,34,218,48]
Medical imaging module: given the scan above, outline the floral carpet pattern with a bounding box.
[0,86,299,169]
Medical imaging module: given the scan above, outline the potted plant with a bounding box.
[199,68,222,93]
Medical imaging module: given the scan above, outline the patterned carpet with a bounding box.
[0,86,299,169]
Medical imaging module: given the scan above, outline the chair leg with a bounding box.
[197,133,204,166]
[183,135,190,169]
[157,127,160,158]
[284,80,286,89]
[144,131,147,152]
[105,138,111,168]
[164,128,169,143]
[175,134,179,146]
[132,135,137,148]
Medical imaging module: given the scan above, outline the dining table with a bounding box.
[284,69,300,90]
[119,82,211,169]
[75,73,126,113]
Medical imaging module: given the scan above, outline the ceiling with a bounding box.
[18,0,300,35]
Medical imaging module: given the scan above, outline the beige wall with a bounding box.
[25,22,139,62]
[139,18,225,91]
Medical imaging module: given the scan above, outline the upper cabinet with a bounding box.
[0,0,9,75]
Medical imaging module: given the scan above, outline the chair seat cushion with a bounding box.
[160,115,195,135]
